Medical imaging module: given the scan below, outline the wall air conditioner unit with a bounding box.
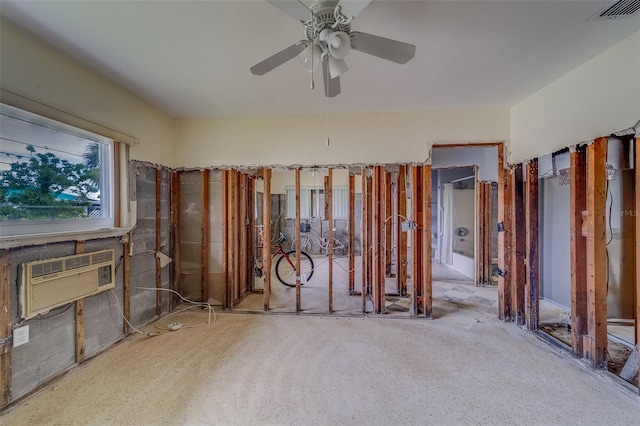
[20,249,115,319]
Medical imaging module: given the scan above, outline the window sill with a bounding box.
[0,227,131,249]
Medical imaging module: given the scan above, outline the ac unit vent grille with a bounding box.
[92,251,113,264]
[66,255,90,270]
[591,0,640,20]
[31,260,63,278]
[97,265,113,286]
[21,249,115,319]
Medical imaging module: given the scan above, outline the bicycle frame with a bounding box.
[254,231,310,285]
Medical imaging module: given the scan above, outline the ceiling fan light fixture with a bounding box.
[328,56,348,79]
[327,31,351,59]
[298,43,322,72]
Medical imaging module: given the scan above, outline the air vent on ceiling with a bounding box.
[589,0,640,20]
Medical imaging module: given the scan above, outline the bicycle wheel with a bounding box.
[275,250,315,287]
[332,234,350,258]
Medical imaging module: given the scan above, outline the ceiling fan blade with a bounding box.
[337,0,372,19]
[250,42,307,75]
[350,32,416,64]
[322,59,341,97]
[265,0,312,21]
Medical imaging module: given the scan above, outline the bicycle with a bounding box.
[254,229,314,287]
[291,219,350,258]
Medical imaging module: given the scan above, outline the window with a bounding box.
[285,186,348,219]
[0,104,115,237]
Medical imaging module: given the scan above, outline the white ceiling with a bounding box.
[1,1,639,118]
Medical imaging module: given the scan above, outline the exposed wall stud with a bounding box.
[348,173,356,294]
[585,138,607,368]
[361,168,368,313]
[410,165,423,316]
[397,165,408,296]
[155,168,162,315]
[295,168,302,312]
[122,236,131,335]
[201,169,210,304]
[231,171,239,307]
[422,164,432,318]
[570,146,588,357]
[476,181,485,285]
[635,136,640,391]
[170,171,181,308]
[1,250,12,406]
[262,168,272,311]
[511,164,526,325]
[497,144,512,320]
[525,159,539,331]
[222,170,229,308]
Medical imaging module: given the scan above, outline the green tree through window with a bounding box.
[0,144,100,220]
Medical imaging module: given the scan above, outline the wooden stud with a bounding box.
[201,169,210,304]
[239,174,248,300]
[231,171,239,307]
[511,164,526,325]
[366,171,373,298]
[327,168,334,313]
[247,176,256,293]
[397,165,408,296]
[222,170,229,309]
[170,171,181,308]
[262,168,272,311]
[410,165,422,316]
[155,168,162,315]
[476,181,484,285]
[348,174,355,294]
[497,144,512,320]
[75,241,86,364]
[570,146,588,357]
[0,250,12,407]
[484,182,492,286]
[372,167,379,313]
[422,164,433,318]
[361,168,368,313]
[295,168,302,312]
[635,136,640,391]
[585,138,607,368]
[377,167,386,314]
[122,235,131,335]
[525,160,539,331]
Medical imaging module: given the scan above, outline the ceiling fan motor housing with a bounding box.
[304,1,352,45]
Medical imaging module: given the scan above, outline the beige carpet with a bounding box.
[2,306,638,425]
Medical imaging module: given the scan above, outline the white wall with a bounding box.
[432,146,497,181]
[0,18,175,167]
[173,109,509,168]
[510,31,640,164]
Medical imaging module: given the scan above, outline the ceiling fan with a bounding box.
[250,0,416,97]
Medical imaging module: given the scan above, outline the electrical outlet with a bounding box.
[13,325,29,348]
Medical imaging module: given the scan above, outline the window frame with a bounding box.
[0,103,117,238]
[285,185,349,220]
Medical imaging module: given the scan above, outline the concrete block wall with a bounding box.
[6,161,171,404]
[130,162,171,324]
[8,238,125,400]
[9,242,77,399]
